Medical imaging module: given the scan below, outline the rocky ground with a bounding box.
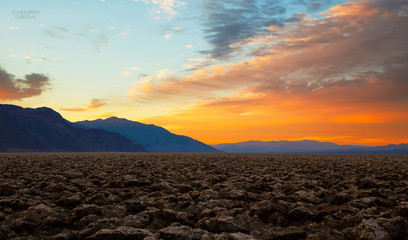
[0,153,407,240]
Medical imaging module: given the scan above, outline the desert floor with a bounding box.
[0,153,407,239]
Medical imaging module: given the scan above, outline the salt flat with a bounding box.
[0,153,407,239]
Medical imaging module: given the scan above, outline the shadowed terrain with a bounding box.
[76,117,220,153]
[0,105,145,153]
[0,153,407,239]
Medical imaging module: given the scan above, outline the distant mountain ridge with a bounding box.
[76,117,221,153]
[0,104,145,152]
[211,140,408,154]
[2,104,407,154]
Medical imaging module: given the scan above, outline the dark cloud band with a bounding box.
[199,0,342,59]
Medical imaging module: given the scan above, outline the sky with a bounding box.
[1,0,408,146]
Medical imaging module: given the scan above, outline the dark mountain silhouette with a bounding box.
[76,117,221,153]
[2,104,406,154]
[0,104,145,152]
[211,140,408,154]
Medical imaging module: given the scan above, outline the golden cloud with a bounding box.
[62,98,107,112]
[131,0,408,145]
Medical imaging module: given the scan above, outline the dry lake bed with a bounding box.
[0,153,407,239]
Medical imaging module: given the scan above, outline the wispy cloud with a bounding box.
[121,71,132,76]
[86,99,107,109]
[127,67,141,71]
[133,0,149,3]
[118,32,129,37]
[0,67,51,100]
[121,66,141,76]
[183,56,215,71]
[43,26,112,52]
[160,24,181,40]
[134,0,186,20]
[117,28,131,37]
[163,33,174,39]
[62,98,107,112]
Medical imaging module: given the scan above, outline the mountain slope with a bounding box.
[0,104,145,152]
[211,140,408,154]
[76,117,221,153]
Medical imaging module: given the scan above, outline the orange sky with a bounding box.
[130,1,408,145]
[1,0,408,146]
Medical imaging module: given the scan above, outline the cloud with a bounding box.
[127,67,141,71]
[133,0,408,102]
[185,44,193,48]
[43,26,112,53]
[163,33,174,39]
[121,71,132,76]
[60,107,85,112]
[118,32,129,37]
[200,0,290,59]
[295,0,342,12]
[183,56,215,70]
[198,0,359,59]
[134,0,186,20]
[129,0,408,144]
[160,24,181,40]
[129,68,181,101]
[43,26,67,40]
[62,98,107,112]
[121,67,141,76]
[86,99,107,109]
[0,67,51,100]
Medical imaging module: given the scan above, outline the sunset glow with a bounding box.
[1,0,407,146]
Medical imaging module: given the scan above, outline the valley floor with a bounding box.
[0,153,407,239]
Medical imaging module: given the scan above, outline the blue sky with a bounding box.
[1,1,200,95]
[1,0,345,79]
[1,0,407,145]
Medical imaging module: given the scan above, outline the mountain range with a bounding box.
[0,104,219,153]
[0,104,145,152]
[75,117,220,153]
[211,140,408,154]
[1,104,407,154]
